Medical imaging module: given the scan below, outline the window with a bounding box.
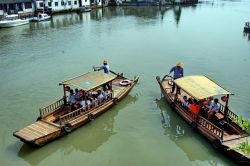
[48,2,51,6]
[85,0,87,2]
[68,1,71,5]
[39,2,43,7]
[74,1,77,5]
[17,3,23,11]
[24,2,32,9]
[61,1,64,6]
[55,2,58,6]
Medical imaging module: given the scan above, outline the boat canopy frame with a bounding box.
[59,71,117,92]
[174,75,234,100]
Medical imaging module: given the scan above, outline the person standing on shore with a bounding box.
[169,62,184,94]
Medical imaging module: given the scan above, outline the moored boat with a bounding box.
[13,69,139,146]
[32,13,51,22]
[156,74,250,165]
[0,14,29,28]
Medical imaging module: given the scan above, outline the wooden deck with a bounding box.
[14,121,60,143]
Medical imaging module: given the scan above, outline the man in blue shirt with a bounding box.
[97,60,110,74]
[95,60,111,90]
[169,62,184,94]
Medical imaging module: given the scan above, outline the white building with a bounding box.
[35,0,90,13]
[0,0,34,16]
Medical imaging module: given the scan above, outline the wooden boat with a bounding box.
[156,75,250,165]
[13,69,139,146]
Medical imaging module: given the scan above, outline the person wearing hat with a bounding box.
[169,62,184,94]
[96,60,110,74]
[95,60,111,90]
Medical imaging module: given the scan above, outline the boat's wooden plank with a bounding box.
[15,130,36,141]
[30,124,54,135]
[35,121,59,131]
[36,121,59,131]
[34,122,55,132]
[27,125,49,135]
[22,128,43,138]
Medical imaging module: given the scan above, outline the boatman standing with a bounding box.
[169,62,184,94]
[94,60,111,90]
[96,60,110,74]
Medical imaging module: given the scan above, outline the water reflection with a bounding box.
[155,97,234,165]
[29,13,88,30]
[17,94,138,166]
[243,32,250,41]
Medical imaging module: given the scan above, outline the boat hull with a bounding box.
[0,20,29,28]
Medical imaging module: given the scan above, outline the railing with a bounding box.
[59,106,87,126]
[218,102,239,121]
[198,116,224,140]
[59,93,113,126]
[39,97,65,118]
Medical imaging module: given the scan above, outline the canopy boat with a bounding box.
[32,13,51,22]
[13,70,139,146]
[0,14,29,28]
[156,75,250,165]
[244,22,250,32]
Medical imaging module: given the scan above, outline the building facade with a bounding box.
[0,0,34,16]
[0,0,91,16]
[35,0,90,13]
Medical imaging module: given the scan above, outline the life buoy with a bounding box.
[191,121,197,128]
[64,86,70,92]
[168,80,173,86]
[119,80,131,86]
[63,123,72,133]
[221,96,228,102]
[113,97,118,104]
[36,116,42,121]
[212,139,221,149]
[88,113,95,121]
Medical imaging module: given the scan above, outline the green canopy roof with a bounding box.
[60,71,117,91]
[174,75,233,100]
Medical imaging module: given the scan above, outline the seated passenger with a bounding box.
[189,99,199,119]
[207,98,219,120]
[181,96,189,109]
[80,98,91,110]
[97,90,104,103]
[68,89,76,105]
[74,88,80,101]
[68,89,77,110]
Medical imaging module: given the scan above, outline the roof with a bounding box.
[60,71,117,91]
[174,75,233,100]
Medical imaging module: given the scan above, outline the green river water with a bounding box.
[0,0,250,165]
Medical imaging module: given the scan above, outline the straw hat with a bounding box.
[176,62,183,67]
[103,60,108,64]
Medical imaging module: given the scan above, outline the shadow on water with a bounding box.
[243,32,250,41]
[155,97,236,165]
[16,94,138,166]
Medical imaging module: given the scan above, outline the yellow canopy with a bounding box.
[174,75,233,100]
[60,71,117,91]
